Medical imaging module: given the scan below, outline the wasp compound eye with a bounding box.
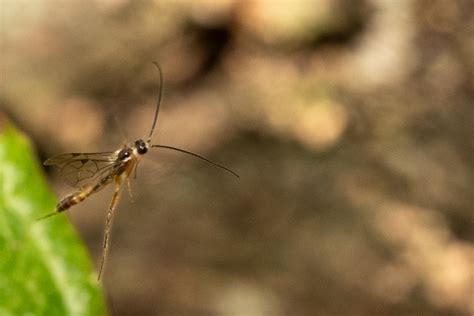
[118,148,132,160]
[135,139,148,155]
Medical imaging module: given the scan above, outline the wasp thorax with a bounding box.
[135,139,148,155]
[118,148,132,161]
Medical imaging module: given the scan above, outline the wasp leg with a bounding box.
[127,160,139,202]
[133,159,139,180]
[126,178,134,203]
[97,177,122,280]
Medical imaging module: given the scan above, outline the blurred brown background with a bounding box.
[1,0,473,315]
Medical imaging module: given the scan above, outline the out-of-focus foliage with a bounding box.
[1,0,472,315]
[0,124,106,316]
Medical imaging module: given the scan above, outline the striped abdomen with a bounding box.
[55,175,113,212]
[55,187,94,212]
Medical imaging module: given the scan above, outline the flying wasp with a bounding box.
[39,62,239,279]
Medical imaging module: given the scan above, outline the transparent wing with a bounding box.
[44,152,120,188]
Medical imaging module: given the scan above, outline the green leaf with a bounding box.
[0,125,106,316]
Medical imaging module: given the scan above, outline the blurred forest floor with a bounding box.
[1,0,473,315]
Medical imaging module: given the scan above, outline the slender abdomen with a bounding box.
[55,187,93,212]
[55,175,113,212]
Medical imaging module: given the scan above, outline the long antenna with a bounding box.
[151,144,239,178]
[147,61,164,143]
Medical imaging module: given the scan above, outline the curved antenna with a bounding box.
[151,144,239,178]
[147,61,164,143]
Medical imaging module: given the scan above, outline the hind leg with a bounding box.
[97,177,122,280]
